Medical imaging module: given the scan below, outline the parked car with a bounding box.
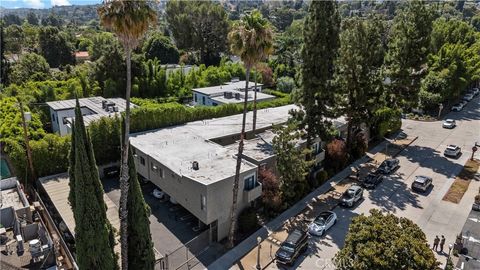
[442,119,456,129]
[376,158,400,174]
[451,103,465,112]
[411,176,433,192]
[340,185,364,207]
[308,211,337,236]
[275,229,309,265]
[463,93,474,101]
[444,145,461,158]
[152,188,165,199]
[395,131,408,140]
[362,173,384,189]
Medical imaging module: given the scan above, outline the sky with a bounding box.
[1,0,101,9]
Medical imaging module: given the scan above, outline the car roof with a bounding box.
[445,119,454,122]
[447,145,458,149]
[317,211,333,219]
[348,185,361,192]
[414,175,431,183]
[285,229,306,245]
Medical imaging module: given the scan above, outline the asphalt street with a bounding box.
[268,96,480,270]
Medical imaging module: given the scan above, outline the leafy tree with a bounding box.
[335,17,385,152]
[41,14,63,27]
[335,209,439,270]
[93,44,126,97]
[272,20,303,80]
[325,139,348,174]
[258,168,282,213]
[98,1,156,268]
[143,32,180,64]
[166,0,229,66]
[126,144,155,270]
[88,32,120,61]
[226,10,272,248]
[10,53,50,85]
[272,121,312,206]
[68,101,117,270]
[4,24,25,54]
[134,58,167,98]
[270,7,294,31]
[0,24,9,86]
[385,0,434,108]
[301,0,340,145]
[38,26,75,68]
[3,14,22,26]
[22,23,39,53]
[430,17,476,53]
[26,12,39,25]
[471,15,480,32]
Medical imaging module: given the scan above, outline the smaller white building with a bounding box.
[192,80,275,106]
[46,97,134,136]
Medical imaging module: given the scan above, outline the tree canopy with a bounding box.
[143,32,180,64]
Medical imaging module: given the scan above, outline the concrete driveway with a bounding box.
[267,95,480,269]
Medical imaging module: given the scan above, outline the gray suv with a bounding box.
[340,185,364,207]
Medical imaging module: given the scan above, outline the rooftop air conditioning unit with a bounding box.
[231,77,240,83]
[234,93,241,100]
[108,107,114,113]
[225,92,233,99]
[192,161,199,170]
[102,100,108,109]
[113,106,119,112]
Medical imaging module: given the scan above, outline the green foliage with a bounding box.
[68,101,116,270]
[335,209,439,270]
[276,76,295,93]
[127,147,155,270]
[430,17,477,53]
[9,53,50,85]
[133,58,168,98]
[143,32,180,64]
[238,207,259,234]
[372,107,402,139]
[385,0,434,108]
[38,26,75,68]
[0,25,8,85]
[301,0,340,143]
[4,24,24,54]
[272,121,312,206]
[313,170,329,188]
[166,0,229,65]
[272,20,303,82]
[88,117,122,165]
[88,32,120,61]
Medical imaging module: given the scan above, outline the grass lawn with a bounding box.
[443,159,480,203]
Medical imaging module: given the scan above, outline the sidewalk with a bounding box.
[208,136,416,270]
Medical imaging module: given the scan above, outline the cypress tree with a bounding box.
[301,0,340,145]
[126,146,155,269]
[68,99,117,269]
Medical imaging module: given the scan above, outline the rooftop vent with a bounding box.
[113,106,119,112]
[192,161,199,170]
[225,92,233,99]
[231,77,240,83]
[102,100,108,109]
[234,93,241,100]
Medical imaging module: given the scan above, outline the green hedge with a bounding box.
[373,107,402,139]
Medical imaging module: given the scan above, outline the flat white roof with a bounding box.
[130,105,298,184]
[192,80,265,96]
[211,91,274,104]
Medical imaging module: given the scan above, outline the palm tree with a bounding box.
[226,10,272,248]
[98,1,156,269]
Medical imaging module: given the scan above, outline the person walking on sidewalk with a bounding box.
[433,236,440,251]
[440,235,446,253]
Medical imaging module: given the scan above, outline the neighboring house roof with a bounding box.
[192,80,265,96]
[75,51,89,58]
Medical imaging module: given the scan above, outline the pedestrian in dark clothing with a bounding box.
[433,235,440,251]
[440,235,446,253]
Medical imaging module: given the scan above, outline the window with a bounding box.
[244,174,257,191]
[212,102,218,106]
[140,156,145,166]
[151,162,164,178]
[201,195,206,211]
[52,114,56,122]
[194,94,197,102]
[202,96,206,105]
[62,117,68,125]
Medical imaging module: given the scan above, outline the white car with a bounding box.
[463,93,474,101]
[152,188,165,199]
[308,211,337,236]
[442,119,456,129]
[451,103,465,111]
[444,145,461,158]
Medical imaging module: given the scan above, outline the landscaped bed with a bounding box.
[443,159,480,204]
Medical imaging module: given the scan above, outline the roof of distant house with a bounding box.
[192,80,265,96]
[75,51,89,58]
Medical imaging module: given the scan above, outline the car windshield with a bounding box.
[445,120,453,123]
[344,190,355,198]
[447,145,457,150]
[281,242,295,253]
[314,217,326,226]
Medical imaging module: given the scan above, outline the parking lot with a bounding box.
[102,178,205,258]
[264,95,480,269]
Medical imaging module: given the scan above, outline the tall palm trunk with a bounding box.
[119,48,132,270]
[252,68,258,133]
[227,67,250,248]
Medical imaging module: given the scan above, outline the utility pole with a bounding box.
[18,99,36,190]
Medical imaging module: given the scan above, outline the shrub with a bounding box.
[276,76,295,93]
[373,107,402,139]
[238,207,259,234]
[325,139,348,173]
[259,168,282,213]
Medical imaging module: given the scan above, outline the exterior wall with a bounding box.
[193,92,214,106]
[206,168,259,240]
[50,107,95,136]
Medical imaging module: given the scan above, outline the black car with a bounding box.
[376,158,400,174]
[275,229,309,265]
[362,173,383,189]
